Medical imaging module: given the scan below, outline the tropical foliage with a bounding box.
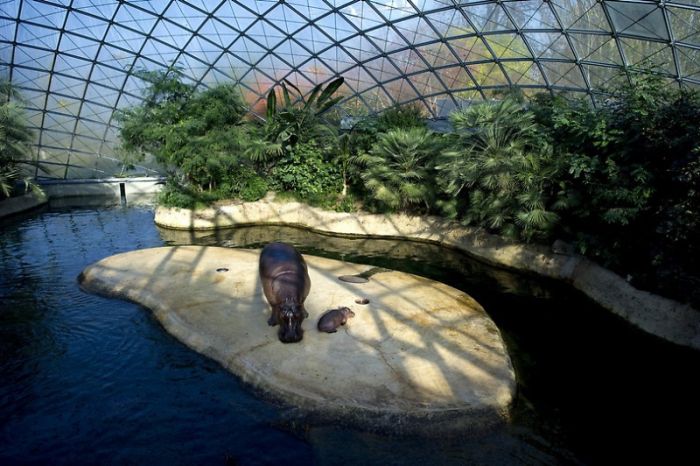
[359,127,441,212]
[116,69,700,307]
[438,98,567,241]
[0,80,40,198]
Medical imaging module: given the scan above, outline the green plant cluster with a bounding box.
[0,80,41,198]
[118,69,699,306]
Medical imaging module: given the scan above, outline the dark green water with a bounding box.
[1,202,698,465]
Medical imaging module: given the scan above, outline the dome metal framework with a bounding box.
[1,0,699,179]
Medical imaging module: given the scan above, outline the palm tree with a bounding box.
[1,80,40,198]
[359,127,441,212]
[437,98,566,241]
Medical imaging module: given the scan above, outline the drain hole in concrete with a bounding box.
[338,275,369,284]
[355,298,370,305]
[216,268,229,273]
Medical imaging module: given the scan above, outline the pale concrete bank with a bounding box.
[79,245,515,433]
[0,192,47,219]
[155,199,700,350]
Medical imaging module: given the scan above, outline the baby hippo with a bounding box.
[317,307,355,333]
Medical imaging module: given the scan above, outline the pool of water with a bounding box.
[1,203,698,465]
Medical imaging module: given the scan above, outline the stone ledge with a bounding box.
[0,191,47,219]
[79,246,515,434]
[155,199,700,350]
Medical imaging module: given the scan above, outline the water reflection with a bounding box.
[158,224,554,300]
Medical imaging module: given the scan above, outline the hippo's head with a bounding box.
[278,299,305,343]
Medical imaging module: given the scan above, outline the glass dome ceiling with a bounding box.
[2,0,700,179]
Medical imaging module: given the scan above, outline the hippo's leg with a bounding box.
[268,308,279,326]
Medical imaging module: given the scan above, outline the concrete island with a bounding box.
[79,245,516,434]
[154,198,700,350]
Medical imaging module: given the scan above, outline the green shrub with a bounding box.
[1,80,40,198]
[116,69,248,191]
[268,140,342,199]
[219,164,269,202]
[376,103,426,132]
[438,98,567,241]
[359,127,441,212]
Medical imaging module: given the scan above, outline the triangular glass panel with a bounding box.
[415,42,457,69]
[470,62,508,87]
[72,133,102,152]
[669,7,700,46]
[183,1,219,15]
[393,17,441,45]
[80,102,112,125]
[342,36,383,60]
[264,3,308,35]
[274,39,314,69]
[487,33,532,59]
[342,65,377,94]
[43,110,77,132]
[301,58,334,84]
[164,1,206,31]
[372,0,417,22]
[364,56,401,82]
[569,33,622,65]
[678,45,700,79]
[339,3,384,31]
[423,8,463,37]
[449,36,491,63]
[315,13,356,43]
[184,35,224,64]
[137,40,177,68]
[293,25,334,54]
[286,1,328,22]
[503,61,542,86]
[0,0,19,16]
[241,69,276,99]
[20,0,65,28]
[506,0,561,31]
[90,64,124,89]
[150,19,192,49]
[462,3,514,33]
[408,71,445,97]
[50,75,86,99]
[541,62,585,89]
[607,1,669,40]
[13,66,51,89]
[64,10,109,41]
[17,23,59,50]
[84,83,121,108]
[554,0,610,32]
[581,64,620,92]
[201,19,238,47]
[13,47,52,71]
[113,4,158,34]
[382,77,420,106]
[319,47,357,74]
[106,24,148,52]
[58,33,100,61]
[216,1,258,32]
[621,38,675,74]
[387,49,427,75]
[53,54,93,76]
[439,65,477,91]
[524,33,575,60]
[230,36,267,65]
[246,20,286,48]
[366,25,407,53]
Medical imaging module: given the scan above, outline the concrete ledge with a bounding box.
[40,176,164,200]
[0,191,48,219]
[155,199,700,350]
[79,246,515,434]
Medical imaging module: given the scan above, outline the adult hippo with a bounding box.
[259,242,311,343]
